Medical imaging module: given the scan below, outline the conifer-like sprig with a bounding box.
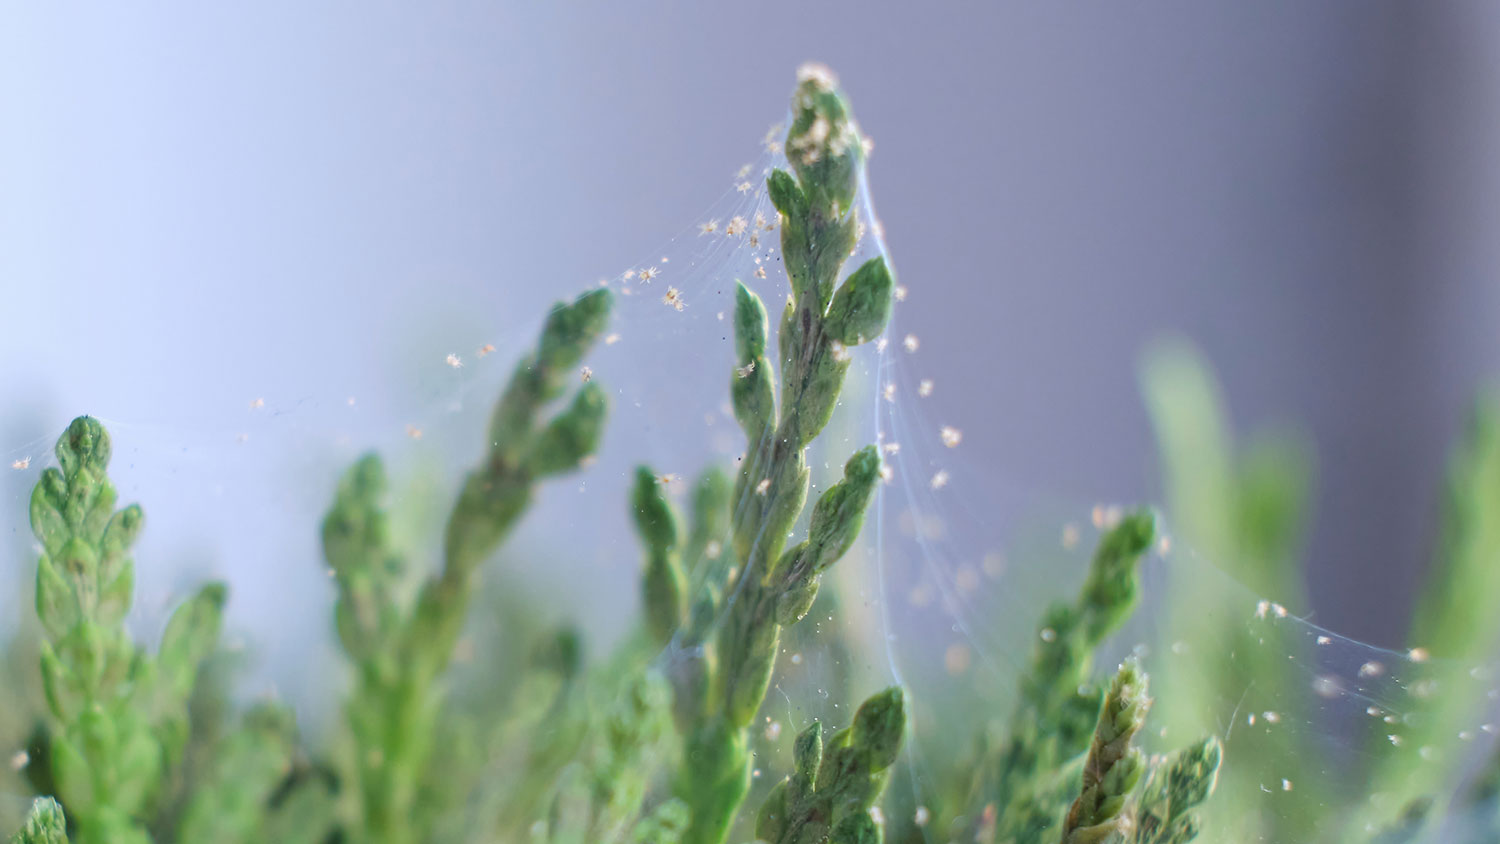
[321,289,612,844]
[1060,660,1151,844]
[29,417,225,844]
[669,65,895,844]
[10,798,67,844]
[175,703,301,844]
[981,512,1154,843]
[633,467,688,647]
[1132,736,1221,844]
[755,687,906,844]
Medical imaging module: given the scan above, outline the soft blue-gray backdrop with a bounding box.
[2,3,1497,667]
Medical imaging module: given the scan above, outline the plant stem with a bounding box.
[671,65,894,844]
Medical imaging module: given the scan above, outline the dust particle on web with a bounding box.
[982,551,1006,578]
[763,122,785,154]
[908,583,933,608]
[944,642,971,675]
[955,565,980,593]
[1312,675,1342,698]
[1061,523,1080,549]
[453,637,475,665]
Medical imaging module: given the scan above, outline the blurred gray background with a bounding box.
[2,3,1497,654]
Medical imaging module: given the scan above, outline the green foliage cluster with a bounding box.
[2,67,1498,844]
[1,68,903,844]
